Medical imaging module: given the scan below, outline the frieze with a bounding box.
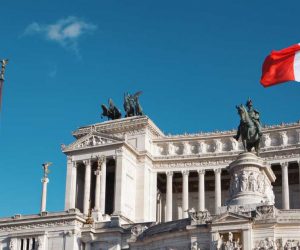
[253,238,276,250]
[151,151,300,170]
[0,219,83,232]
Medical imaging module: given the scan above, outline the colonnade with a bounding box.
[164,168,223,222]
[71,156,107,215]
[280,161,300,210]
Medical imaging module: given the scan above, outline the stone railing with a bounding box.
[152,125,300,157]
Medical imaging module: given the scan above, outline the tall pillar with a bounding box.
[94,156,105,212]
[70,162,77,209]
[198,169,205,211]
[40,162,51,213]
[29,238,33,250]
[281,162,290,209]
[100,157,107,215]
[214,168,222,214]
[41,178,49,213]
[166,171,173,222]
[23,238,28,250]
[182,170,189,218]
[298,160,300,208]
[83,159,91,215]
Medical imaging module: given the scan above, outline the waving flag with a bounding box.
[260,43,300,87]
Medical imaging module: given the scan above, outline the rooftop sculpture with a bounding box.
[101,98,122,120]
[100,91,144,120]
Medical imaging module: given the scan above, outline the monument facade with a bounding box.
[0,114,300,249]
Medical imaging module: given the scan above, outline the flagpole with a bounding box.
[0,59,9,112]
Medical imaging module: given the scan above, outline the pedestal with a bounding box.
[226,152,276,207]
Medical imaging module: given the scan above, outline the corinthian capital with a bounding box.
[166,171,173,177]
[214,168,222,174]
[197,169,206,175]
[181,170,189,176]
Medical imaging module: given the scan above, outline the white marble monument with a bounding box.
[0,116,300,250]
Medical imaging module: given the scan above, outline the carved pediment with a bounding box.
[212,212,251,224]
[62,132,123,152]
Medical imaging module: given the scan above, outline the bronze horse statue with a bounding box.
[101,98,122,120]
[234,105,261,154]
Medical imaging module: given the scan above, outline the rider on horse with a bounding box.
[234,98,262,141]
[246,98,262,136]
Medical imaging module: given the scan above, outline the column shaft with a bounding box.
[70,162,77,209]
[83,160,91,215]
[298,161,300,208]
[100,158,107,215]
[198,170,205,211]
[40,178,49,213]
[182,170,189,218]
[94,170,101,211]
[281,162,290,209]
[94,156,105,211]
[166,171,173,222]
[214,168,222,214]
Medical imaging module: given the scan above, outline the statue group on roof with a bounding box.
[101,91,144,120]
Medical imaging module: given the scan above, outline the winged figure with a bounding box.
[101,98,122,120]
[123,91,144,117]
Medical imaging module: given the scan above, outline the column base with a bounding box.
[92,210,103,222]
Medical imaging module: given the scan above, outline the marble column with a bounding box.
[198,169,205,211]
[40,177,49,213]
[214,168,222,214]
[182,170,189,218]
[166,171,173,222]
[83,159,91,215]
[29,238,33,250]
[94,165,101,212]
[100,157,107,215]
[298,160,300,209]
[70,161,77,209]
[281,162,290,209]
[23,238,28,250]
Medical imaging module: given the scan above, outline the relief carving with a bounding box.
[253,238,276,250]
[215,232,242,250]
[284,239,300,249]
[240,171,248,192]
[189,210,212,224]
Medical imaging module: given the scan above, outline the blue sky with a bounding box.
[0,0,299,216]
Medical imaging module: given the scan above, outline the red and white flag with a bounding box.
[260,43,300,87]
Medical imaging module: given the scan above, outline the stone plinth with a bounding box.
[226,152,276,206]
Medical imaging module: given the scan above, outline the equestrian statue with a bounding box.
[233,98,262,154]
[101,98,122,120]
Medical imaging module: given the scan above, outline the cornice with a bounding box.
[0,211,85,233]
[72,116,164,139]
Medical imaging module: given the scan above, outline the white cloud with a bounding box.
[24,17,97,54]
